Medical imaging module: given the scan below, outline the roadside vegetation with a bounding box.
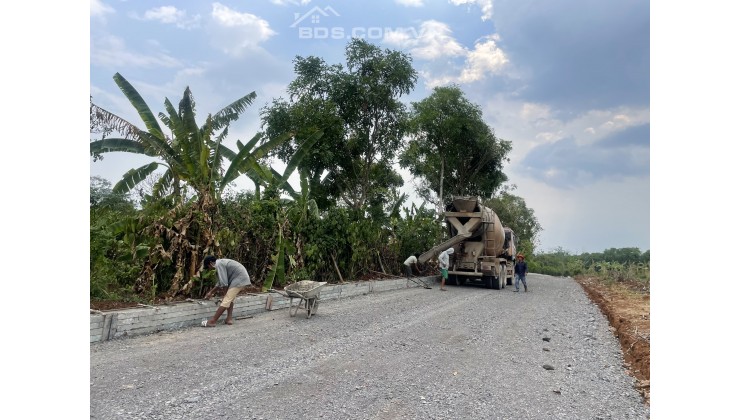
[90,38,648,312]
[529,246,650,289]
[91,39,530,305]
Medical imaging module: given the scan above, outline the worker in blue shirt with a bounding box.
[513,254,528,292]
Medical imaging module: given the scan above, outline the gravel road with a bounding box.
[90,274,650,419]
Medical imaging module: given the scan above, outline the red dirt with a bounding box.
[575,276,650,405]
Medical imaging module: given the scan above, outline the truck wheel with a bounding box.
[484,275,494,289]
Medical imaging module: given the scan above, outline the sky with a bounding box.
[88,0,650,255]
[6,1,740,416]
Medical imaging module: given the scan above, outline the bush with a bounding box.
[90,205,141,301]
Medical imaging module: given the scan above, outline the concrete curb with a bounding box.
[90,276,438,343]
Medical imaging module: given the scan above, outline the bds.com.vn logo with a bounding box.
[290,5,419,40]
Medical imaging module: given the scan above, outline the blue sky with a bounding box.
[89,0,650,254]
[10,3,740,412]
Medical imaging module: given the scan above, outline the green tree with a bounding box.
[602,247,642,265]
[399,85,512,213]
[393,203,443,270]
[484,188,542,256]
[640,249,650,264]
[90,176,133,211]
[529,247,582,277]
[90,177,140,300]
[90,73,293,298]
[261,38,417,212]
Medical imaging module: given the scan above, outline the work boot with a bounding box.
[524,285,528,292]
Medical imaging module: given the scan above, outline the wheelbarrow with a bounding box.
[270,280,327,318]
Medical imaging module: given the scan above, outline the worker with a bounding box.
[200,256,252,327]
[513,253,528,292]
[438,247,454,291]
[403,253,421,279]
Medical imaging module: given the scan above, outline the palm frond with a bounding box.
[218,142,238,162]
[220,144,272,188]
[113,73,165,140]
[112,162,161,194]
[211,91,257,132]
[250,131,294,160]
[178,88,204,180]
[151,169,174,200]
[90,103,148,142]
[137,131,181,170]
[216,132,261,186]
[203,138,215,184]
[275,130,323,189]
[209,127,230,152]
[389,192,408,218]
[158,98,193,176]
[90,138,152,156]
[91,101,179,163]
[271,168,297,197]
[240,131,264,158]
[262,231,285,292]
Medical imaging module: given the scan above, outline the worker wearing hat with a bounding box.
[513,254,528,292]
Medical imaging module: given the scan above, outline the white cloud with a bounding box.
[270,0,312,5]
[418,35,508,87]
[210,3,276,56]
[91,35,182,69]
[385,20,507,86]
[384,20,466,60]
[144,6,183,23]
[395,0,424,6]
[449,0,494,21]
[521,104,650,144]
[90,0,114,18]
[140,6,201,29]
[480,94,650,166]
[520,102,551,121]
[458,35,508,83]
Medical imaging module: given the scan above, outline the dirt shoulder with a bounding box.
[574,276,650,405]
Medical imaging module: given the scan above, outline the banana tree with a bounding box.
[257,133,324,290]
[90,73,290,298]
[90,73,281,201]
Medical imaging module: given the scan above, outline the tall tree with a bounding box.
[90,73,302,298]
[484,188,543,256]
[399,85,512,213]
[261,38,417,211]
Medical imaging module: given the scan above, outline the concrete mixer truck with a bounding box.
[418,196,517,289]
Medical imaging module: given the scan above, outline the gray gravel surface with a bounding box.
[90,274,650,419]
